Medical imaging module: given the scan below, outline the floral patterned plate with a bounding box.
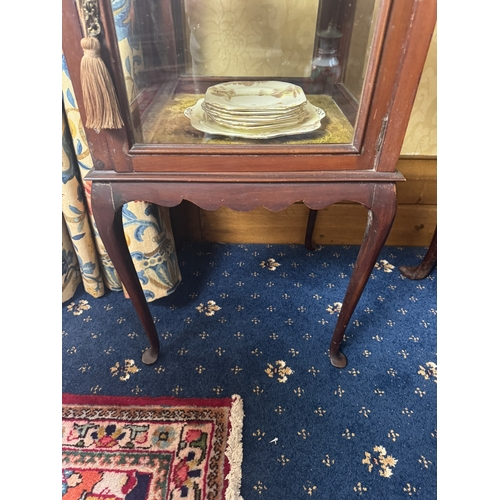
[184,99,325,139]
[204,81,307,111]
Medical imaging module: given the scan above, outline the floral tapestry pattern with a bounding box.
[61,0,181,303]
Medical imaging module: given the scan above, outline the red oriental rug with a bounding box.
[62,394,244,500]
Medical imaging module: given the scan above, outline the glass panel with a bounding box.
[110,0,384,147]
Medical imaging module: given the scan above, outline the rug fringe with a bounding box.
[225,394,244,500]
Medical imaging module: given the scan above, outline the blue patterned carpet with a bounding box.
[62,243,437,499]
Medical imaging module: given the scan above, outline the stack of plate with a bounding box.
[184,81,325,139]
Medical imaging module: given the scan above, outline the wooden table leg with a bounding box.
[91,182,160,365]
[329,183,397,368]
[305,209,318,251]
[399,227,437,280]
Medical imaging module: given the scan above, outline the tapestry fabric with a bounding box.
[63,243,437,499]
[62,393,244,500]
[61,50,181,303]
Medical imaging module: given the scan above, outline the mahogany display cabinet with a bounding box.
[62,0,436,368]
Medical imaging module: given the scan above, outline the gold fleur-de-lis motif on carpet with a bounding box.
[403,483,418,496]
[90,385,102,394]
[419,455,432,468]
[362,446,398,477]
[195,365,205,374]
[322,454,334,467]
[415,387,425,397]
[418,362,437,382]
[402,407,413,417]
[67,299,91,315]
[253,385,264,395]
[260,258,280,271]
[359,407,370,418]
[298,429,310,439]
[231,366,243,374]
[374,389,385,396]
[315,407,327,417]
[294,387,305,397]
[212,386,224,395]
[253,429,266,440]
[172,385,183,395]
[274,406,285,415]
[308,366,319,377]
[265,360,293,383]
[388,430,399,442]
[342,429,355,440]
[375,259,395,272]
[154,365,165,374]
[353,482,367,494]
[110,359,140,381]
[303,482,317,496]
[196,300,221,316]
[348,368,360,377]
[253,481,267,494]
[278,455,290,466]
[334,385,345,397]
[326,302,342,314]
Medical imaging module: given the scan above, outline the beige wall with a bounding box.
[401,27,437,156]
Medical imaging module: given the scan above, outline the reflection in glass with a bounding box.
[109,0,383,147]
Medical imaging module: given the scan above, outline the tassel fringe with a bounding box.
[80,37,124,130]
[225,395,244,500]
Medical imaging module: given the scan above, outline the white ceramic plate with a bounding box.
[204,81,307,111]
[185,99,325,139]
[201,101,308,123]
[201,103,309,129]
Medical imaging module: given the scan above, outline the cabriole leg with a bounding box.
[329,183,397,368]
[399,227,437,280]
[91,182,160,365]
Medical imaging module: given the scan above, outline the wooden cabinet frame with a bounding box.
[62,0,436,368]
